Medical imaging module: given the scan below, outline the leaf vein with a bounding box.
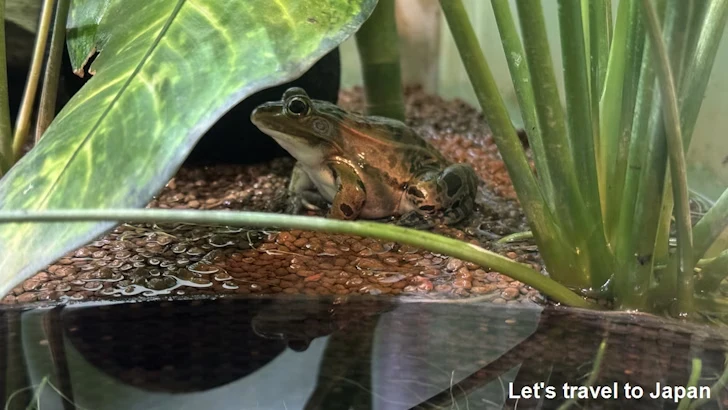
[36,0,189,210]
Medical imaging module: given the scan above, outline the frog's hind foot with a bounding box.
[437,163,478,225]
[442,207,472,226]
[395,211,436,230]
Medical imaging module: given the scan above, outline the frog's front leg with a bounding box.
[285,163,328,214]
[327,162,366,220]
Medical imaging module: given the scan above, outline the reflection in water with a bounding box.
[1,296,728,409]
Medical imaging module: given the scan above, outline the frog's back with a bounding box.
[345,113,440,152]
[362,115,428,145]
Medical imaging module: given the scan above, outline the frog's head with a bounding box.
[251,88,345,164]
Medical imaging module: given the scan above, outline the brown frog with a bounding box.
[250,87,478,226]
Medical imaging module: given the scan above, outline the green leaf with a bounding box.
[65,0,112,75]
[0,0,377,297]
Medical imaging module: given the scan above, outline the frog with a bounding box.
[250,87,479,226]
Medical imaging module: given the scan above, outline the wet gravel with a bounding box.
[2,87,547,306]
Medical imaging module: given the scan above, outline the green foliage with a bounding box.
[65,0,111,75]
[0,0,376,297]
[355,0,405,120]
[441,0,728,314]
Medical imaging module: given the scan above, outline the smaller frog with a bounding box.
[250,88,478,226]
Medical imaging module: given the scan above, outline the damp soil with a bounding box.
[3,87,547,306]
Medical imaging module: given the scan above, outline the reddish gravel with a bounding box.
[2,87,546,306]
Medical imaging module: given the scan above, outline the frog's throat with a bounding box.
[261,129,326,166]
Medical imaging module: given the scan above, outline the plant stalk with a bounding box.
[693,187,728,262]
[355,0,405,121]
[678,358,703,410]
[651,0,695,270]
[518,0,611,289]
[689,354,728,410]
[35,0,71,142]
[589,0,612,218]
[601,0,642,244]
[0,209,599,309]
[678,0,728,151]
[642,0,694,316]
[438,0,580,286]
[613,6,656,309]
[0,0,12,177]
[517,0,575,232]
[558,0,606,240]
[11,0,56,160]
[627,0,686,307]
[490,0,554,209]
[694,248,728,293]
[556,338,608,410]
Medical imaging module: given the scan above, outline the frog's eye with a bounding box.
[286,97,310,116]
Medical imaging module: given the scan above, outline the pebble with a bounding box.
[16,293,38,303]
[501,287,520,300]
[453,279,472,289]
[446,258,463,272]
[471,285,497,294]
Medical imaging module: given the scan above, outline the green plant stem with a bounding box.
[0,209,599,308]
[589,0,611,218]
[693,188,728,261]
[653,180,673,265]
[626,0,684,307]
[558,0,600,224]
[355,0,405,121]
[613,5,656,309]
[437,0,579,287]
[679,0,728,150]
[661,0,728,270]
[556,338,607,410]
[490,0,554,208]
[651,0,693,272]
[518,0,611,289]
[600,0,639,243]
[689,354,728,410]
[587,0,611,208]
[695,294,728,313]
[35,0,71,142]
[589,0,612,102]
[497,230,533,244]
[516,0,574,231]
[11,0,56,160]
[677,358,702,410]
[682,1,710,85]
[604,0,644,247]
[642,0,694,316]
[0,0,12,177]
[558,0,613,290]
[694,249,728,293]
